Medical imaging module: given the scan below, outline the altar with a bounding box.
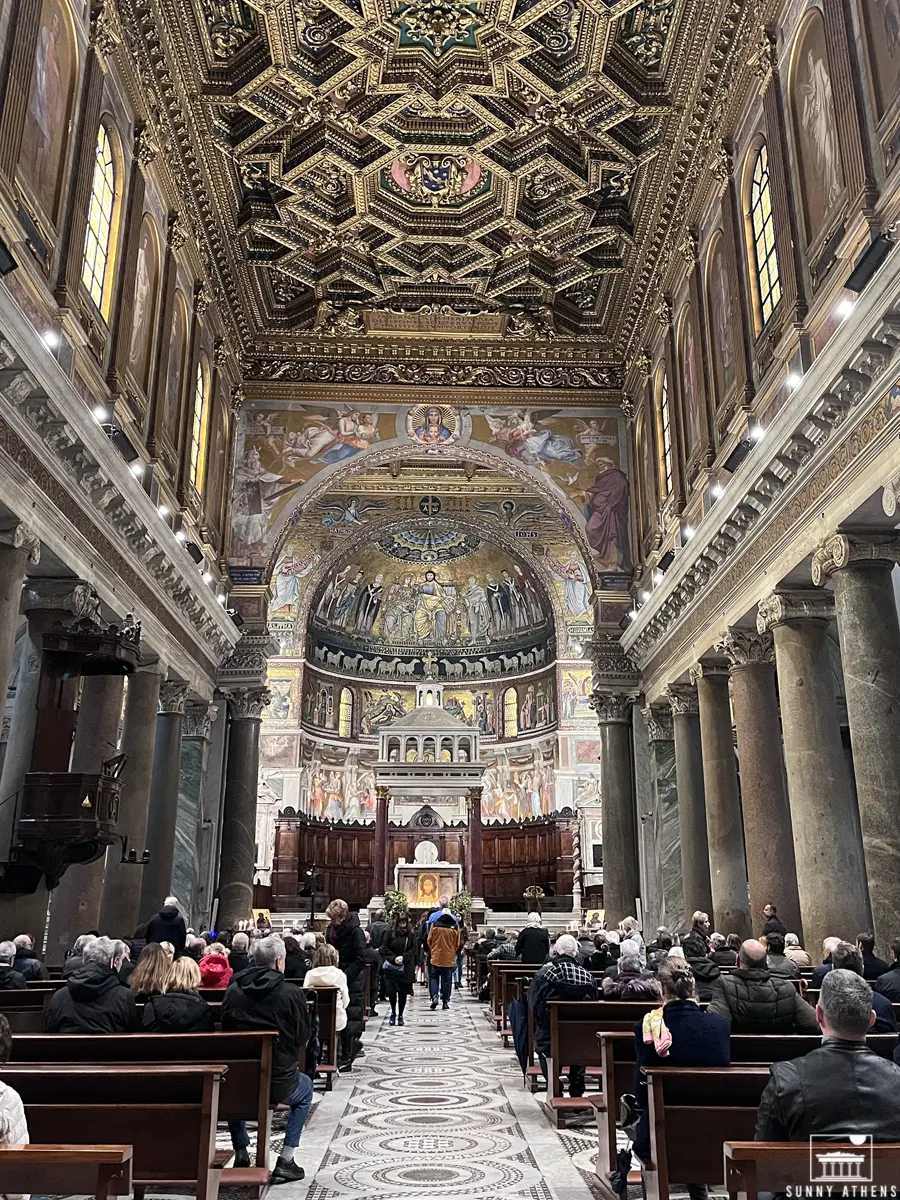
[395,840,463,908]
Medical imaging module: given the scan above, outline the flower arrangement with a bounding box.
[449,889,473,928]
[383,888,409,923]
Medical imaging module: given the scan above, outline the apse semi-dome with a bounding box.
[307,520,555,680]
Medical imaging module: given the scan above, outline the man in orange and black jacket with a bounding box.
[427,912,461,1010]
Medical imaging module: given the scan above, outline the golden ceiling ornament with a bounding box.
[168,212,188,251]
[89,0,122,64]
[504,307,557,341]
[626,349,652,381]
[748,22,777,82]
[316,300,366,337]
[679,227,698,265]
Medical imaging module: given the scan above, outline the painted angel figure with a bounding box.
[801,48,842,214]
[485,410,581,467]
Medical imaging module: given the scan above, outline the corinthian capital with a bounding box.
[225,687,271,720]
[182,702,219,738]
[811,532,900,585]
[715,628,774,669]
[589,690,637,724]
[159,680,190,714]
[756,589,834,633]
[0,520,40,565]
[642,705,672,741]
[665,684,699,715]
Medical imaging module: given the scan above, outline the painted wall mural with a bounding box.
[482,741,557,821]
[559,666,596,725]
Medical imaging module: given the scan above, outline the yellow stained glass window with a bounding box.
[504,687,518,737]
[658,372,674,496]
[81,125,116,314]
[749,144,782,326]
[189,360,211,492]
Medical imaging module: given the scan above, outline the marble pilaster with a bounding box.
[0,525,40,715]
[466,785,483,899]
[98,661,166,937]
[590,690,639,926]
[717,628,802,939]
[666,685,713,922]
[758,590,871,948]
[171,701,218,924]
[813,534,900,946]
[691,661,751,938]
[196,688,228,928]
[138,680,190,919]
[640,705,682,931]
[46,672,126,963]
[218,686,269,931]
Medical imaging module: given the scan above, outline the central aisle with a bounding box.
[292,988,599,1200]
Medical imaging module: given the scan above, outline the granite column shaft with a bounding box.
[667,687,713,921]
[374,787,388,897]
[592,692,639,926]
[466,786,483,898]
[138,681,190,920]
[171,702,218,925]
[218,689,267,931]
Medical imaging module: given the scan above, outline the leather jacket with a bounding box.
[756,1039,900,1141]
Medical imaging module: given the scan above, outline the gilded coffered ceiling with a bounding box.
[119,0,753,376]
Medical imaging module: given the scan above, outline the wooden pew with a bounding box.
[0,1062,227,1199]
[0,1144,132,1199]
[643,1067,770,1200]
[725,1141,900,1200]
[304,984,339,1089]
[10,1031,275,1178]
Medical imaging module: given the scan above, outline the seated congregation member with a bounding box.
[487,929,519,961]
[875,939,900,1002]
[44,937,138,1033]
[228,931,251,975]
[858,932,890,981]
[708,939,819,1034]
[282,935,308,980]
[765,932,800,978]
[831,942,897,1032]
[530,934,599,1098]
[63,934,96,977]
[709,932,738,967]
[304,944,350,1036]
[645,927,670,956]
[516,913,550,964]
[199,943,232,989]
[428,908,461,1010]
[681,911,711,960]
[602,952,662,1001]
[0,943,27,990]
[758,969,900,1140]
[586,932,615,972]
[604,937,643,978]
[146,896,187,957]
[13,933,48,981]
[784,931,811,967]
[619,917,645,964]
[474,926,498,956]
[128,942,172,1000]
[811,935,842,987]
[379,912,417,1026]
[142,956,213,1032]
[222,933,312,1182]
[325,899,366,1069]
[624,959,730,1199]
[0,1012,28,1199]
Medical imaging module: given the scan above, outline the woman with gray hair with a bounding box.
[515,912,550,964]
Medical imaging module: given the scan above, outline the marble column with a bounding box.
[98,662,166,937]
[692,662,750,938]
[466,785,483,898]
[757,590,871,949]
[171,701,218,924]
[640,705,682,930]
[718,628,802,939]
[666,685,713,921]
[0,524,40,711]
[374,786,389,897]
[46,672,126,962]
[138,680,190,920]
[590,691,639,926]
[218,687,268,932]
[813,534,900,947]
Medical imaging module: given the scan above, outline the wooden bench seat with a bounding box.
[0,1144,132,1199]
[0,1062,227,1199]
[725,1141,900,1199]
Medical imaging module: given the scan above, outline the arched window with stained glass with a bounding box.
[747,142,782,329]
[189,356,211,493]
[81,123,119,317]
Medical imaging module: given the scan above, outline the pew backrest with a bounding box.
[0,1144,132,1198]
[725,1141,900,1200]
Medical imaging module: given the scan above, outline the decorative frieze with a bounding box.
[715,628,775,669]
[811,532,900,585]
[756,590,834,633]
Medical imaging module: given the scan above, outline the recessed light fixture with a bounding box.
[836,298,855,319]
[175,529,187,542]
[640,589,651,602]
[628,609,639,621]
[202,570,213,583]
[92,405,108,423]
[786,372,803,389]
[683,525,695,540]
[652,569,664,584]
[157,504,169,517]
[749,423,765,442]
[42,330,59,349]
[711,482,724,499]
[129,461,144,477]
[217,592,226,604]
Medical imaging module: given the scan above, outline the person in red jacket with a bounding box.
[199,945,232,988]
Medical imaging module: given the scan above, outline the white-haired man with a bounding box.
[811,935,842,988]
[147,896,187,957]
[229,931,250,975]
[529,933,598,1098]
[43,937,137,1033]
[0,943,27,990]
[13,933,48,981]
[222,933,312,1183]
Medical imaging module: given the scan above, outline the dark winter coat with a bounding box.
[327,913,366,1043]
[708,967,820,1034]
[515,926,550,965]
[811,957,833,988]
[586,948,613,973]
[759,1039,900,1141]
[13,948,48,981]
[875,963,900,1003]
[869,989,898,1034]
[228,950,251,976]
[633,1000,731,1161]
[146,906,187,957]
[379,926,417,988]
[682,931,711,960]
[282,952,307,980]
[602,973,662,1001]
[766,952,800,978]
[687,957,721,1002]
[0,965,28,990]
[529,954,599,1055]
[762,914,787,938]
[142,989,214,1032]
[222,966,310,1103]
[368,920,390,951]
[43,966,139,1034]
[710,949,739,967]
[863,951,891,981]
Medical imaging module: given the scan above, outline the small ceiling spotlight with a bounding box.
[129,461,144,477]
[652,569,664,584]
[683,525,695,540]
[157,504,169,518]
[42,329,60,349]
[175,529,187,542]
[836,297,855,319]
[786,372,803,390]
[640,589,651,602]
[749,423,765,442]
[711,482,724,499]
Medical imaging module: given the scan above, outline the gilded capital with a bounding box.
[159,680,190,714]
[643,705,673,741]
[665,684,699,716]
[811,532,900,586]
[589,690,637,724]
[376,785,391,804]
[756,589,834,633]
[715,628,774,669]
[224,687,271,720]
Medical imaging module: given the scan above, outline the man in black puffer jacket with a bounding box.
[13,934,49,980]
[709,939,819,1034]
[326,899,366,1068]
[146,897,187,957]
[43,937,138,1033]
